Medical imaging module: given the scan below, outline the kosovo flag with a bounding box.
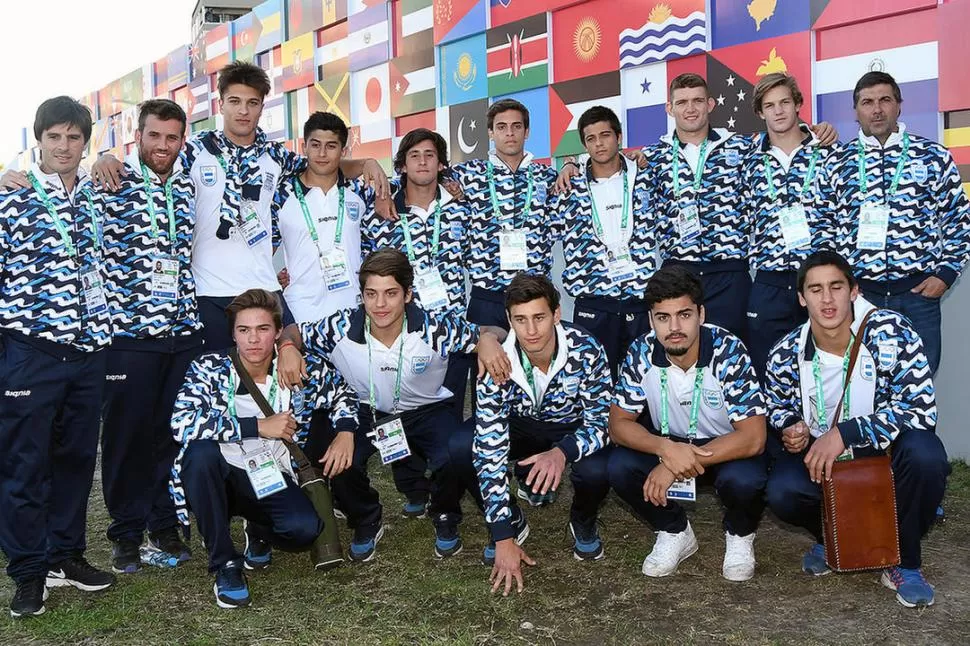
[710,0,811,49]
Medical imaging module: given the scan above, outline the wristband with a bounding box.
[278,341,297,352]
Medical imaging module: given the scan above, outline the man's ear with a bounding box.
[698,304,706,326]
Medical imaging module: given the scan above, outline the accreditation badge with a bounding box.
[677,202,701,242]
[371,414,411,465]
[320,248,352,292]
[605,244,636,284]
[80,265,108,315]
[667,477,697,502]
[857,202,890,251]
[239,201,268,247]
[245,446,288,499]
[414,266,449,312]
[778,205,812,251]
[499,228,528,271]
[150,255,179,301]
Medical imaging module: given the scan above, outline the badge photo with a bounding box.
[200,165,218,187]
[703,387,724,410]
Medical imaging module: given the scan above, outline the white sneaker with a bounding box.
[641,522,698,577]
[722,532,756,582]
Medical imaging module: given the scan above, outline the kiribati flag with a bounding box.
[619,0,706,69]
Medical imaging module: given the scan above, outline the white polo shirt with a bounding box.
[615,324,766,439]
[276,175,374,323]
[587,158,638,249]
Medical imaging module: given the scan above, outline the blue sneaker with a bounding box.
[402,499,429,519]
[242,520,272,570]
[881,566,935,607]
[482,508,530,566]
[935,505,946,525]
[801,543,831,576]
[349,525,385,563]
[516,486,558,508]
[569,520,605,561]
[213,559,250,609]
[433,515,463,558]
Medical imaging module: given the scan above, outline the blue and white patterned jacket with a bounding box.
[474,323,612,541]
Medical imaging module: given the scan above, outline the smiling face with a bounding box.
[508,297,560,357]
[362,274,412,335]
[798,264,859,334]
[855,83,901,140]
[38,123,86,177]
[232,307,281,366]
[667,86,715,135]
[220,83,264,141]
[136,115,185,177]
[757,85,801,136]
[649,295,704,357]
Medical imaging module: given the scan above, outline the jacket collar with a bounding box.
[345,302,426,344]
[858,122,908,149]
[801,296,878,361]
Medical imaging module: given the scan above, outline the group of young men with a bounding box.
[0,56,965,617]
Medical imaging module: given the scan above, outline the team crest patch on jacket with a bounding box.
[201,166,217,187]
[877,342,898,370]
[703,388,724,409]
[910,162,928,183]
[561,376,580,395]
[724,149,741,166]
[860,356,876,381]
[412,355,431,374]
[346,201,360,222]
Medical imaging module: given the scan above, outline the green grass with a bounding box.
[1,462,969,646]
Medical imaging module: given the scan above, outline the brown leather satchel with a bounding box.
[820,311,901,572]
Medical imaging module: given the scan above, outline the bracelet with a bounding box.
[278,341,297,352]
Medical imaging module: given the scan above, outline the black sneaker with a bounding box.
[149,527,192,563]
[213,559,251,609]
[111,539,142,574]
[47,557,116,592]
[242,519,272,570]
[9,578,48,618]
[433,514,463,558]
[482,507,530,566]
[569,519,605,561]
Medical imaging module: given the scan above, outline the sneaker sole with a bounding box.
[243,558,271,572]
[349,526,385,563]
[212,583,251,609]
[112,564,141,575]
[9,587,48,618]
[45,576,113,592]
[641,541,699,578]
[880,571,935,608]
[568,522,605,561]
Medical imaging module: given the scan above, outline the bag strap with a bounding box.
[228,348,315,473]
[829,309,875,428]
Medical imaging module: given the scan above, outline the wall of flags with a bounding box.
[11,0,970,195]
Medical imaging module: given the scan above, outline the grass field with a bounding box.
[1,461,968,646]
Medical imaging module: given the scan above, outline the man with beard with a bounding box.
[608,266,768,582]
[98,99,197,574]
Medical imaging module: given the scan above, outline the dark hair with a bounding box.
[645,266,704,310]
[578,105,622,141]
[33,96,92,144]
[359,248,414,293]
[303,111,348,147]
[853,71,902,108]
[505,272,560,314]
[225,289,283,331]
[797,251,857,293]
[487,99,530,131]
[752,72,803,114]
[138,99,187,133]
[668,73,709,98]
[393,128,448,178]
[218,61,271,98]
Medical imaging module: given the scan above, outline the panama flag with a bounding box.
[621,61,671,148]
[619,0,706,69]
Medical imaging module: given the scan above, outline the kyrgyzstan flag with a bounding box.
[551,0,651,83]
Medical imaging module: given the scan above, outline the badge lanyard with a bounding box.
[811,337,853,431]
[27,171,100,257]
[293,178,345,250]
[227,360,280,418]
[857,132,910,200]
[671,138,710,197]
[399,200,442,267]
[589,169,630,243]
[487,162,533,229]
[519,339,558,414]
[140,163,177,245]
[763,147,820,201]
[659,366,705,440]
[365,313,407,419]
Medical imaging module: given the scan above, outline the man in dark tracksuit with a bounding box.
[0,97,116,618]
[99,100,198,573]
